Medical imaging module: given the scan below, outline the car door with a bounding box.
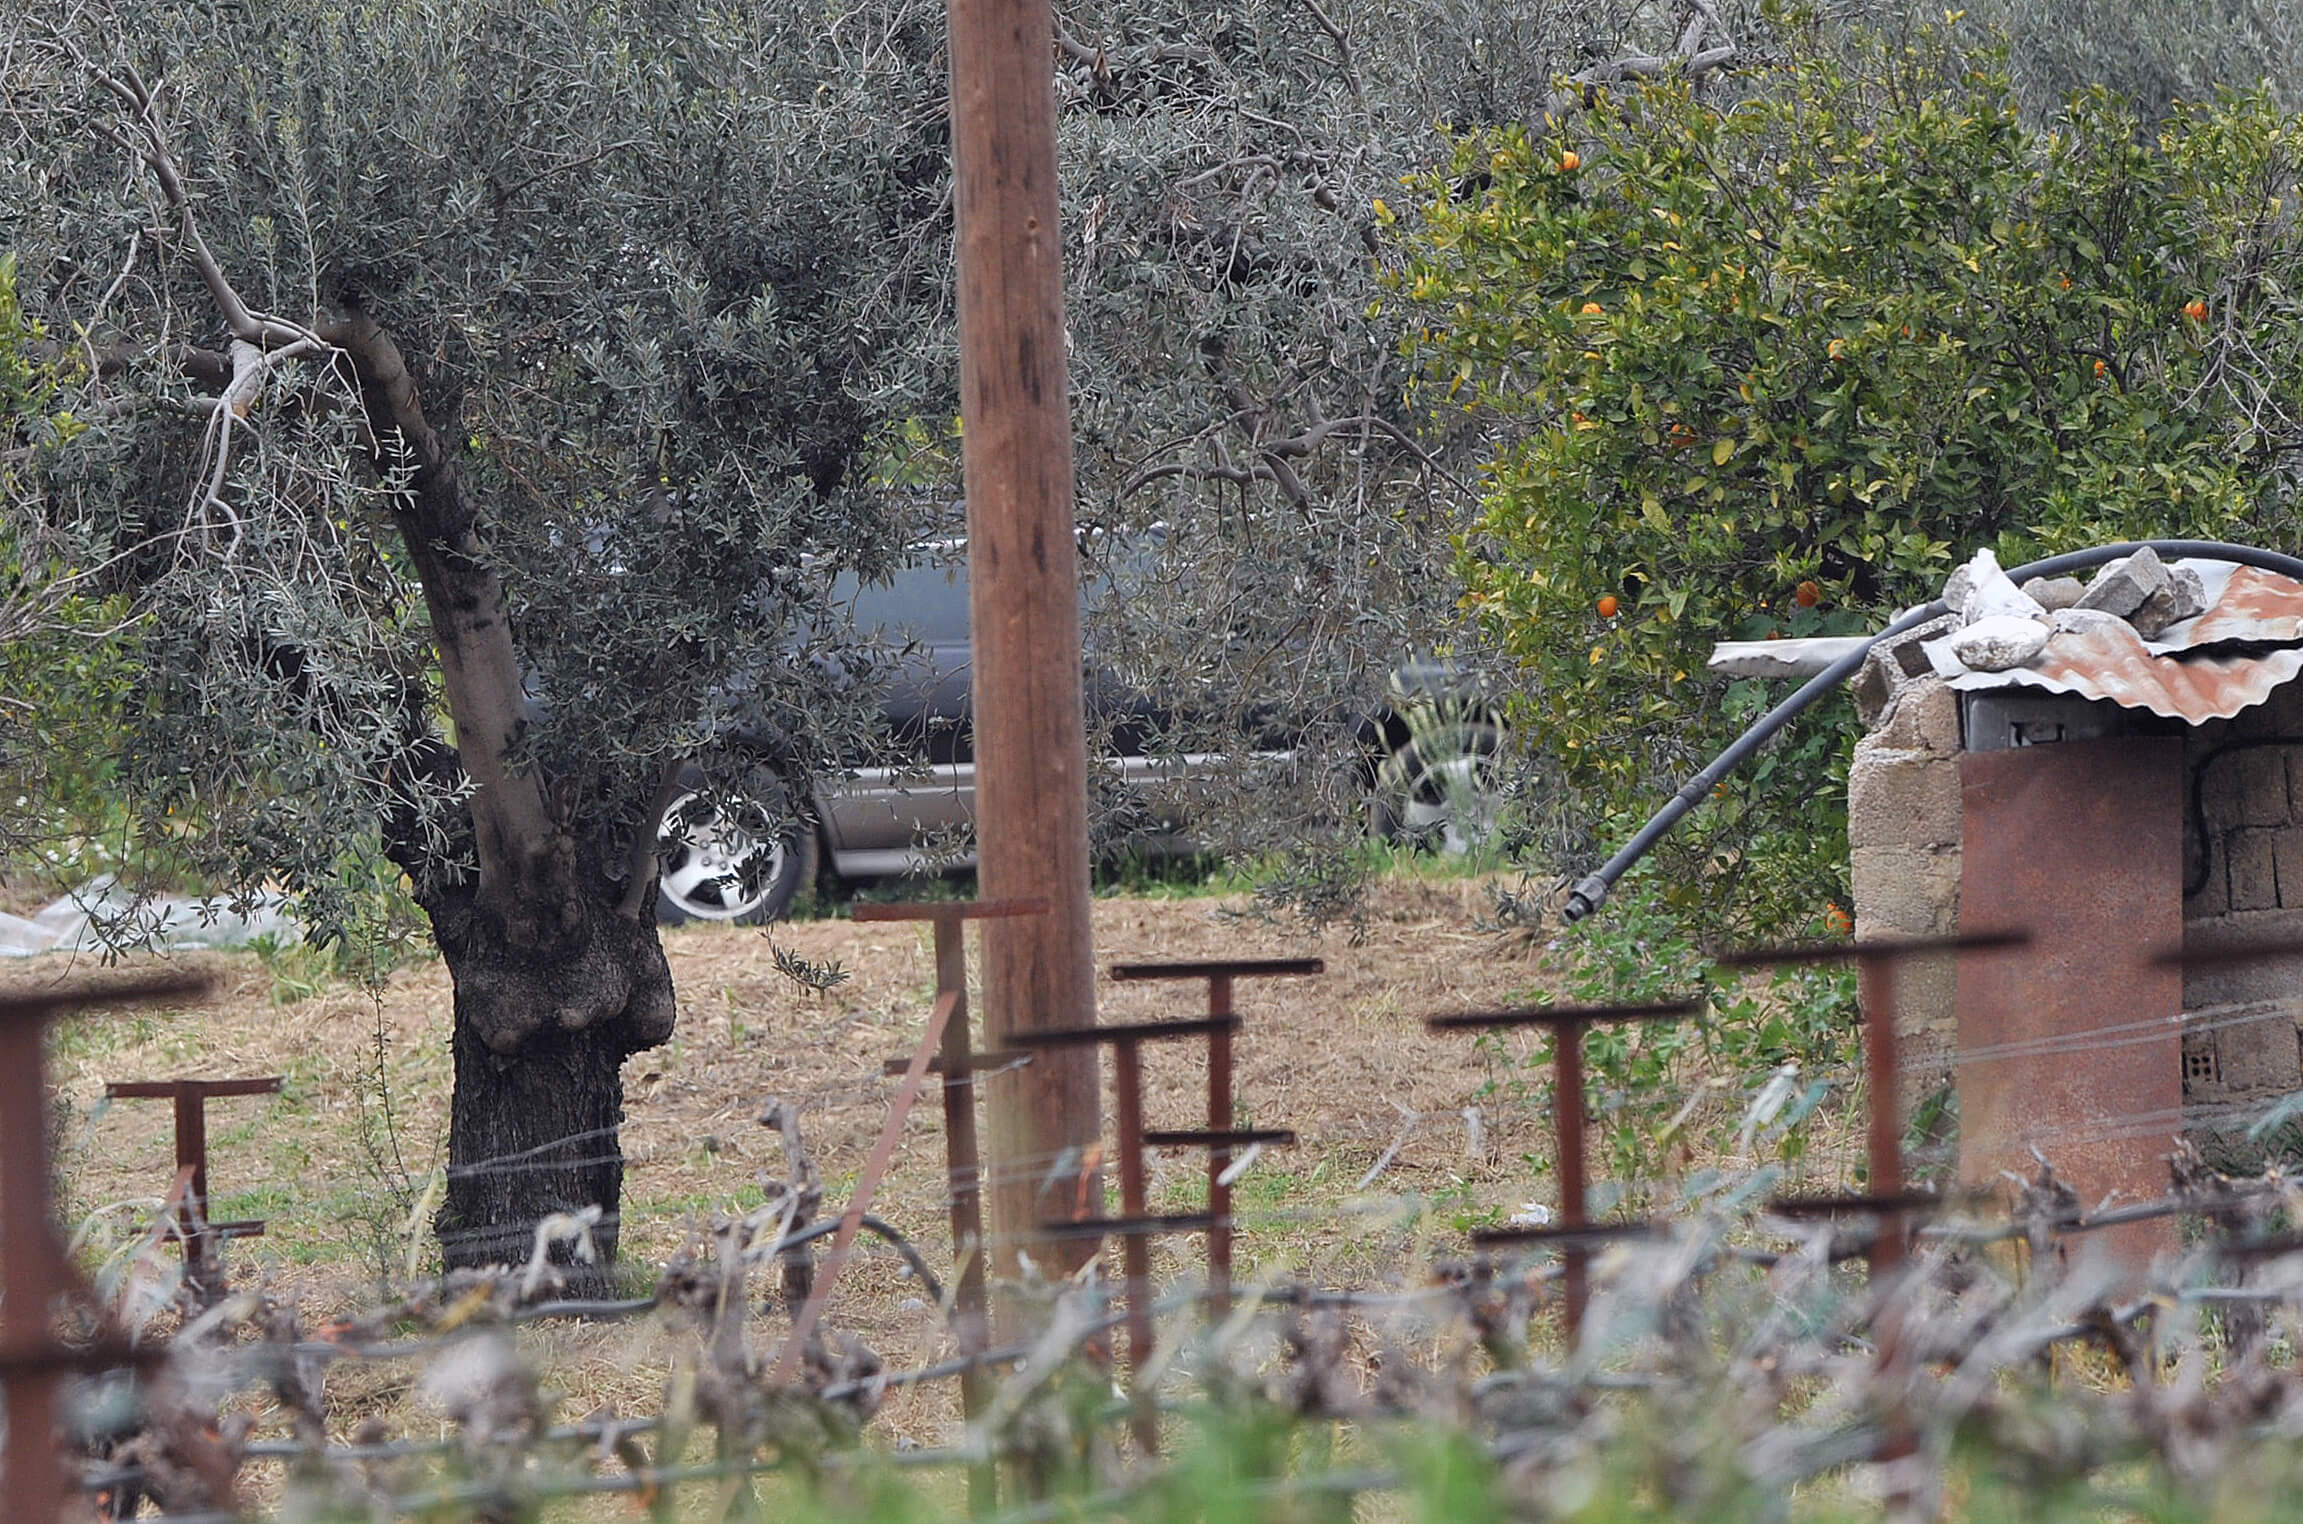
[817,551,978,873]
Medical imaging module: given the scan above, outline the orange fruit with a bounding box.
[1795,580,1820,608]
[1824,903,1854,936]
[1596,595,1619,618]
[2093,358,2108,377]
[1560,150,1581,171]
[1580,301,1604,315]
[2184,298,2208,321]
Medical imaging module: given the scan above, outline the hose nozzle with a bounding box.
[1561,874,1610,925]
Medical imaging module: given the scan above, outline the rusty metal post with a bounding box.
[857,896,1046,1515]
[1013,1014,1240,1455]
[103,1077,283,1300]
[1720,930,2028,1502]
[1554,1017,1589,1337]
[1717,931,2027,1277]
[1428,1001,1696,1343]
[1108,958,1320,1313]
[1857,952,1904,1277]
[0,974,210,1524]
[1110,1037,1155,1452]
[947,0,1103,1315]
[1204,976,1233,1311]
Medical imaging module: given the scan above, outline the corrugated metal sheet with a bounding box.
[1923,560,2303,724]
[2146,564,2303,652]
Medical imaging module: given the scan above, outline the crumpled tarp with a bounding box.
[0,875,302,957]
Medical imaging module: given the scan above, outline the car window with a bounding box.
[833,554,971,645]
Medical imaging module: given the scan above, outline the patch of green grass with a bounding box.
[626,1183,772,1222]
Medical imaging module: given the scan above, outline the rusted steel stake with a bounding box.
[1555,1017,1590,1339]
[1858,952,1904,1278]
[1109,959,1320,1313]
[1856,950,1918,1500]
[0,974,211,1524]
[855,896,1045,1514]
[1015,1011,1252,1456]
[1716,933,2029,1497]
[1205,975,1233,1313]
[1714,932,2027,1279]
[1111,1036,1157,1453]
[1427,1001,1696,1344]
[104,1076,283,1300]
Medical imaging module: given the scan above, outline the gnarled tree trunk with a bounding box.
[426,886,677,1278]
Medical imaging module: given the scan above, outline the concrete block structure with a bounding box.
[1845,568,2303,1192]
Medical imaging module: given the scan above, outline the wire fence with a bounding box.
[15,923,2303,1522]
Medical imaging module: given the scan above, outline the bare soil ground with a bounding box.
[29,871,1587,1458]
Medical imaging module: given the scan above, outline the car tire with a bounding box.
[1369,721,1505,856]
[655,770,819,926]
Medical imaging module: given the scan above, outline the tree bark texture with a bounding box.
[947,0,1106,1301]
[428,886,676,1275]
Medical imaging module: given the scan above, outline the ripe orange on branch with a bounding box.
[1596,595,1619,618]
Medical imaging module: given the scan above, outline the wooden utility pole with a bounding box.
[947,0,1104,1305]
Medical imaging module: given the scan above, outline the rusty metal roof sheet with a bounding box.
[1922,559,2303,723]
[2144,563,2303,651]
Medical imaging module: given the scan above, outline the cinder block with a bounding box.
[2186,839,2230,918]
[1888,952,1958,1043]
[2236,748,2293,827]
[2200,748,2247,833]
[1876,678,1961,756]
[2277,832,2303,911]
[1853,614,1959,726]
[1851,843,1961,938]
[2209,1003,2301,1093]
[1848,744,1962,850]
[2283,752,2303,827]
[2230,828,2281,911]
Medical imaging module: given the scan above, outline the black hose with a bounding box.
[1561,539,2303,924]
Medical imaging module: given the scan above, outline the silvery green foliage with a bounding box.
[4,0,1723,934]
[1962,0,2303,120]
[1,0,947,941]
[1047,0,1657,866]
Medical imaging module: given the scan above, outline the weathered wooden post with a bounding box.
[946,0,1105,1305]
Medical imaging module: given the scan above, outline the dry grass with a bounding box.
[32,870,1589,1464]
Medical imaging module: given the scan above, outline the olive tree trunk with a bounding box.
[425,887,677,1277]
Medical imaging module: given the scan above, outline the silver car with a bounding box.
[653,548,1503,923]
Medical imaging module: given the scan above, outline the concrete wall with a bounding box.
[1847,675,1963,1111]
[2179,684,2303,1167]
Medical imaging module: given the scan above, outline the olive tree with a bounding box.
[3,0,949,1270]
[2,0,1756,1268]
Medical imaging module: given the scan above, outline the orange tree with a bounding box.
[1392,20,2303,922]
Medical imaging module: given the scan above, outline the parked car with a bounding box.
[653,544,1504,924]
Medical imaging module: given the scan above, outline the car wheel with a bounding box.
[1370,721,1505,856]
[655,777,818,926]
